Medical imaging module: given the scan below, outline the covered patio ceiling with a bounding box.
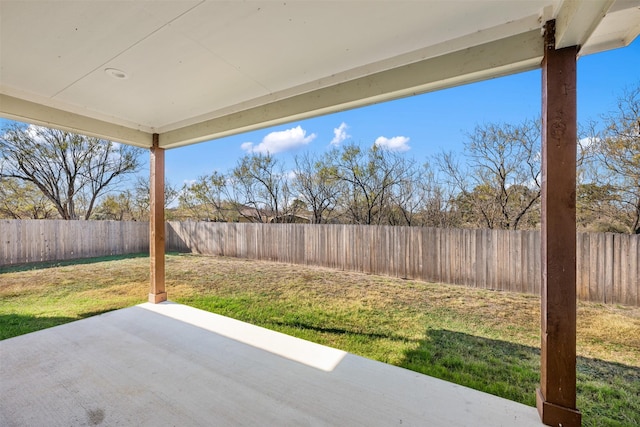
[3,2,640,427]
[1,0,639,149]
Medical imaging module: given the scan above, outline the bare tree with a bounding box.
[390,163,455,227]
[130,176,180,220]
[227,153,293,223]
[437,119,541,230]
[382,158,436,227]
[0,124,142,220]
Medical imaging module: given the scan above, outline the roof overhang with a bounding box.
[1,0,639,149]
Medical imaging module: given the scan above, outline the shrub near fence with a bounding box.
[0,219,149,265]
[167,222,639,307]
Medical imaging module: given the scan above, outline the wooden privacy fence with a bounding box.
[1,220,637,306]
[167,222,639,306]
[0,219,149,265]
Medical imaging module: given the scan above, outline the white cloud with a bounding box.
[25,124,47,145]
[579,136,599,148]
[330,122,350,146]
[284,170,297,181]
[241,126,316,154]
[374,135,411,152]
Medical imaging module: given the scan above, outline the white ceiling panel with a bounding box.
[0,1,201,98]
[182,1,546,92]
[1,0,639,148]
[55,22,269,130]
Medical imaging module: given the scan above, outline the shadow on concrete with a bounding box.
[400,328,640,426]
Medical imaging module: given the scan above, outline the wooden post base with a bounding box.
[537,389,581,427]
[149,292,168,304]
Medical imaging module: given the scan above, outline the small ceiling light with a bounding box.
[105,68,129,79]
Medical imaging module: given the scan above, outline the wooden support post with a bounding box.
[149,133,167,303]
[537,20,581,427]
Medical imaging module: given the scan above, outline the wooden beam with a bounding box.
[554,0,614,50]
[536,20,581,427]
[159,29,543,148]
[0,94,153,148]
[149,133,167,304]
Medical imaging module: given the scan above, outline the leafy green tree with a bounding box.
[576,183,626,232]
[594,85,640,233]
[329,143,413,225]
[92,192,133,221]
[0,177,57,219]
[179,171,230,221]
[293,151,342,224]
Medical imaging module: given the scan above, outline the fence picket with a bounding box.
[1,220,638,306]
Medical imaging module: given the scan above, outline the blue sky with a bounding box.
[1,37,638,188]
[165,37,639,186]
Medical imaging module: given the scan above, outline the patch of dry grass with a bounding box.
[0,255,640,366]
[2,253,637,366]
[1,253,639,425]
[162,255,638,367]
[578,304,640,365]
[0,256,149,327]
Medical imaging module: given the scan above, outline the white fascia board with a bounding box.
[580,37,633,56]
[158,14,542,136]
[579,4,640,56]
[160,29,544,149]
[554,0,615,49]
[0,94,153,148]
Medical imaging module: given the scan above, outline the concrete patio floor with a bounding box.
[0,302,541,426]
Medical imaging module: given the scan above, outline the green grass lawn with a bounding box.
[1,253,639,426]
